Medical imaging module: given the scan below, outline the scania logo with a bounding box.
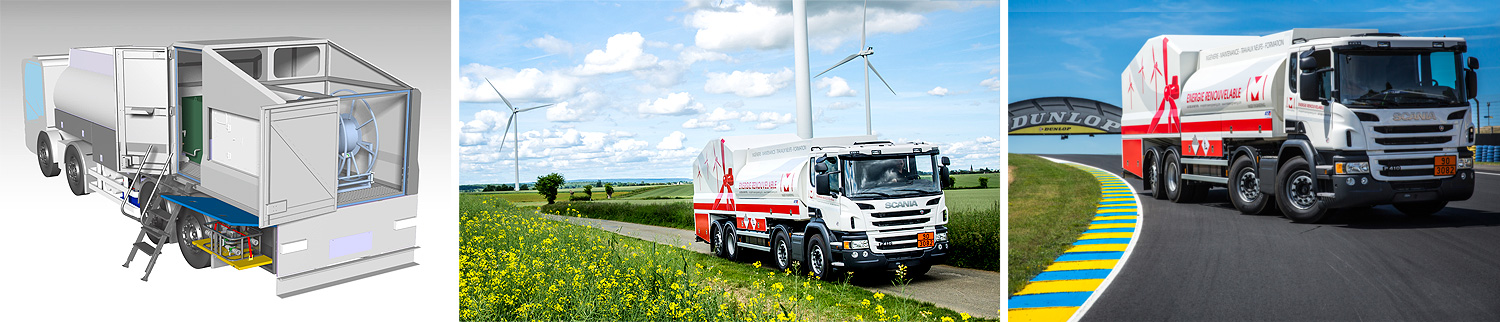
[1392,112,1436,121]
[885,200,919,208]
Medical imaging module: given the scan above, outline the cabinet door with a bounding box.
[259,99,339,227]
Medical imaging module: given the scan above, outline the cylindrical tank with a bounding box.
[53,65,118,129]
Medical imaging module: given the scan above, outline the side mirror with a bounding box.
[1299,72,1321,101]
[1467,68,1479,100]
[1298,49,1325,71]
[941,156,951,166]
[814,162,829,173]
[939,166,951,189]
[815,174,830,195]
[1469,56,1480,70]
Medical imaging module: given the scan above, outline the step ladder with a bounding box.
[123,146,178,282]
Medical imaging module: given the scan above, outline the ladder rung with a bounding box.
[133,242,156,255]
[141,226,169,239]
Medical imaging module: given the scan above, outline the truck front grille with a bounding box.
[875,235,915,243]
[1373,125,1450,134]
[1375,136,1452,145]
[871,210,924,218]
[1391,180,1441,191]
[873,218,930,227]
[1376,158,1437,178]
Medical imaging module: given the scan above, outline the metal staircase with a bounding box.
[122,145,177,281]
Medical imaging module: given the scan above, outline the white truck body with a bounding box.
[1121,29,1478,222]
[692,134,952,278]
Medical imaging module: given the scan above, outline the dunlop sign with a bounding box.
[1009,97,1123,135]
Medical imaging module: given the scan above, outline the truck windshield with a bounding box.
[1338,51,1466,108]
[843,154,940,199]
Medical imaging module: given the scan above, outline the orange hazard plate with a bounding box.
[1434,155,1456,176]
[917,232,935,248]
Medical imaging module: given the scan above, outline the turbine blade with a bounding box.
[484,77,515,110]
[866,58,897,95]
[861,0,868,48]
[495,113,515,151]
[815,53,862,78]
[515,103,555,113]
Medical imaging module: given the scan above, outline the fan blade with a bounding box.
[866,58,897,95]
[495,113,516,151]
[815,53,862,78]
[515,103,555,113]
[484,77,515,110]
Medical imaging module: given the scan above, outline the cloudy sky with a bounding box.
[458,0,1001,184]
[1010,0,1500,155]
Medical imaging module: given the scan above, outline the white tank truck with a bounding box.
[692,134,953,280]
[21,37,423,296]
[1120,29,1480,223]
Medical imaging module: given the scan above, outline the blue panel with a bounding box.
[24,62,44,121]
[1030,269,1112,282]
[1074,238,1132,245]
[1056,251,1125,262]
[158,195,259,226]
[1009,291,1092,309]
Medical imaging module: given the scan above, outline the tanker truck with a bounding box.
[21,37,422,297]
[1120,29,1479,223]
[693,134,952,280]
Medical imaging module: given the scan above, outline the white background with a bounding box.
[0,1,457,320]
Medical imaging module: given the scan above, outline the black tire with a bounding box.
[1394,201,1447,217]
[770,228,794,271]
[37,134,59,177]
[138,180,166,244]
[905,264,931,278]
[1148,152,1166,200]
[64,145,88,196]
[1229,156,1270,215]
[177,209,211,269]
[1276,157,1328,223]
[720,221,740,261]
[1164,151,1186,202]
[710,220,727,258]
[807,233,839,281]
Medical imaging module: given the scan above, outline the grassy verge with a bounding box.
[461,194,989,321]
[950,173,1000,188]
[1006,154,1099,295]
[541,201,695,230]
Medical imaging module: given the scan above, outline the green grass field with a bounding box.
[461,194,990,321]
[616,184,694,199]
[950,173,1000,189]
[1006,154,1099,295]
[471,184,676,206]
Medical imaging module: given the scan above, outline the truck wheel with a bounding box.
[1148,152,1166,200]
[807,233,839,281]
[710,220,727,258]
[37,134,59,177]
[1394,201,1447,217]
[1276,157,1328,223]
[1229,156,1269,215]
[1164,151,1185,202]
[771,229,794,271]
[177,209,211,269]
[720,221,740,261]
[64,145,89,196]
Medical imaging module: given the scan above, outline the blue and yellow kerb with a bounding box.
[1008,163,1142,321]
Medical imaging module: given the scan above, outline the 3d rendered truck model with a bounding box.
[21,37,421,297]
[693,134,951,280]
[1121,29,1479,223]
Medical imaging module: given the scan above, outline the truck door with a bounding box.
[810,157,842,225]
[1289,49,1334,139]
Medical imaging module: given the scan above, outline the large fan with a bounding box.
[335,89,377,192]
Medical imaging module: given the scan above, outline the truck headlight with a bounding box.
[1336,162,1370,174]
[935,232,948,242]
[1458,157,1474,169]
[842,240,870,250]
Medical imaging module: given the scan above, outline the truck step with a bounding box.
[1181,174,1229,184]
[1180,158,1228,166]
[133,242,156,255]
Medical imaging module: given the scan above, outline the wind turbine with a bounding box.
[485,77,555,191]
[814,0,897,136]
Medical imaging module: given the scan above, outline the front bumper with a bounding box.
[829,227,950,271]
[1323,170,1476,208]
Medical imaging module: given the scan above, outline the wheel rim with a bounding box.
[66,153,80,181]
[1148,158,1157,188]
[809,244,825,275]
[710,225,722,254]
[1286,170,1316,210]
[38,144,49,168]
[775,239,789,268]
[725,228,736,256]
[180,213,205,246]
[1236,168,1259,203]
[1166,160,1179,192]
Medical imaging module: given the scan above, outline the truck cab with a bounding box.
[805,141,951,278]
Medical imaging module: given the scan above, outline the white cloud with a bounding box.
[574,32,660,75]
[457,64,581,103]
[976,136,997,143]
[526,34,574,55]
[679,46,733,64]
[686,2,928,53]
[545,102,588,122]
[657,131,687,150]
[816,76,857,97]
[704,68,793,97]
[462,109,510,133]
[989,68,1001,75]
[927,86,949,96]
[713,124,734,131]
[638,92,704,116]
[681,118,717,129]
[980,77,1001,91]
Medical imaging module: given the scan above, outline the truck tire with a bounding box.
[710,220,727,258]
[1229,156,1269,215]
[1394,201,1447,217]
[807,233,839,281]
[1276,157,1328,223]
[720,221,740,261]
[1164,151,1186,202]
[771,229,794,271]
[1148,151,1166,200]
[64,145,89,196]
[178,209,211,269]
[37,134,59,177]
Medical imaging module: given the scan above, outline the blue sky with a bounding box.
[458,0,1000,184]
[1010,0,1500,155]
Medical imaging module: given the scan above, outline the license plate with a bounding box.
[1435,155,1456,176]
[917,232,934,248]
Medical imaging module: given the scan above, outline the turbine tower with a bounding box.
[815,0,897,135]
[485,78,555,191]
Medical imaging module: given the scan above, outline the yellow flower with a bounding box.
[873,292,885,300]
[961,312,972,321]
